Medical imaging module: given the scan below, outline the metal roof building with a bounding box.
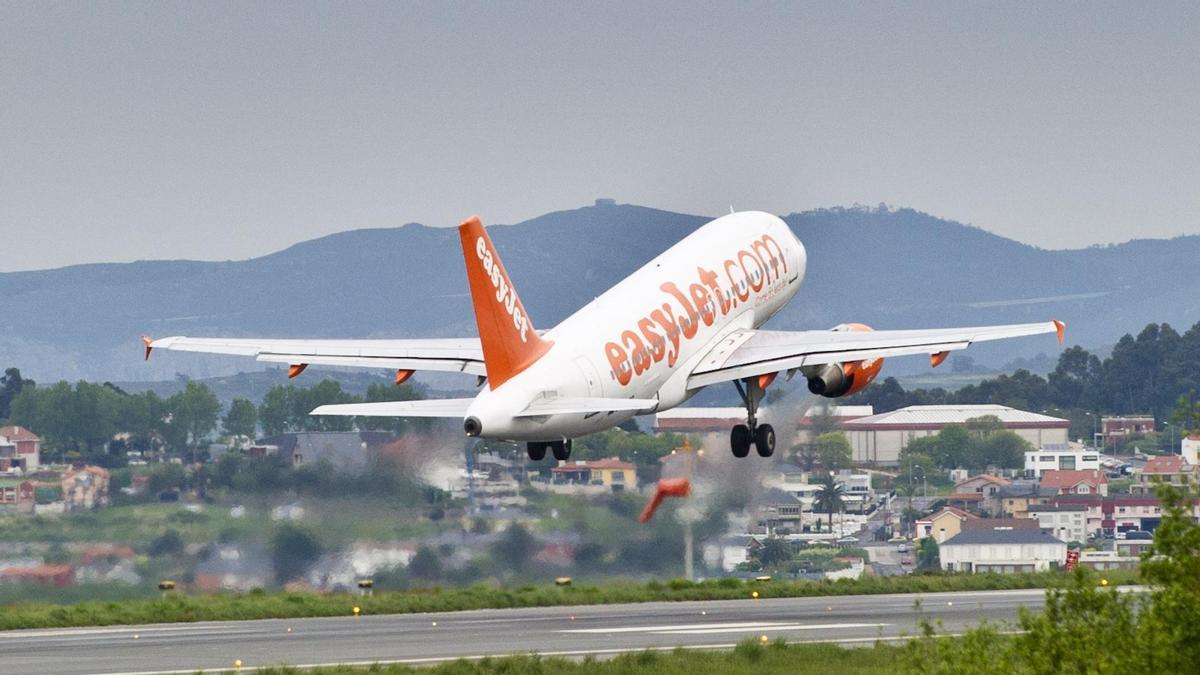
[841,405,1070,466]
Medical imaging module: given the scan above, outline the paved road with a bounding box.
[0,589,1049,675]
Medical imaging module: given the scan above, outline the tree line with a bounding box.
[0,369,423,465]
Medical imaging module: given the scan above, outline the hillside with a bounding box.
[2,202,1196,384]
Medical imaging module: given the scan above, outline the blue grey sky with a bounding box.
[2,2,1198,272]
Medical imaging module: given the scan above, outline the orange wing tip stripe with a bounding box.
[1053,320,1066,345]
[395,369,414,385]
[142,336,154,361]
[288,363,308,379]
[930,351,950,368]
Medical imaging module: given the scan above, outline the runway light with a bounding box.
[701,611,707,616]
[947,601,953,606]
[759,635,769,645]
[751,591,759,599]
[1101,578,1109,587]
[826,606,832,611]
[133,634,139,639]
[432,621,437,627]
[286,627,292,633]
[353,606,361,616]
[234,659,242,671]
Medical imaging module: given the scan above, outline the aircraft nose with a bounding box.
[463,416,483,437]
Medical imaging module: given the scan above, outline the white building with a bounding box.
[940,526,1067,573]
[1183,434,1200,466]
[1024,446,1101,478]
[1028,504,1088,545]
[842,405,1070,465]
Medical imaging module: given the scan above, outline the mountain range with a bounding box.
[3,202,1197,386]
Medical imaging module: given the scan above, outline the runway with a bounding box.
[0,588,1048,674]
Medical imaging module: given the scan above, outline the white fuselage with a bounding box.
[464,211,807,440]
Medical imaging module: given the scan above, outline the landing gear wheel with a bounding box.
[551,440,571,461]
[527,442,546,461]
[754,424,776,458]
[731,424,751,458]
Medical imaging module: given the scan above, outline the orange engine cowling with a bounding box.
[801,323,884,398]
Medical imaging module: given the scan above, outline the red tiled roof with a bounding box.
[1040,469,1106,489]
[0,426,40,442]
[1142,455,1190,474]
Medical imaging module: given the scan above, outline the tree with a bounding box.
[754,537,793,568]
[814,432,852,472]
[491,523,536,568]
[916,537,940,570]
[812,475,845,530]
[0,367,33,420]
[165,382,220,456]
[148,529,185,557]
[270,524,323,585]
[408,546,441,581]
[222,398,258,439]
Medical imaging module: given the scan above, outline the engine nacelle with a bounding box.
[800,323,885,398]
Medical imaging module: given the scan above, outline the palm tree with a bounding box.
[812,475,845,531]
[754,537,793,569]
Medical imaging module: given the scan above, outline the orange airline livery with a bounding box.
[145,211,1064,461]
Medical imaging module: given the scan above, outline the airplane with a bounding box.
[144,211,1064,462]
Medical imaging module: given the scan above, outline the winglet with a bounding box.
[142,336,153,361]
[458,216,552,389]
[1053,320,1066,345]
[288,363,308,379]
[930,350,950,368]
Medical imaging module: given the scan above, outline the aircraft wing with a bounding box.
[145,336,486,376]
[686,320,1064,389]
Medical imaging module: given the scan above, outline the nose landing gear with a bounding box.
[731,377,776,458]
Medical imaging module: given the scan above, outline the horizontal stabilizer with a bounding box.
[311,399,475,417]
[515,397,658,417]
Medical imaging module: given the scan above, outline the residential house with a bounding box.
[1101,416,1155,447]
[550,458,638,493]
[750,488,804,534]
[1040,469,1108,496]
[955,474,1011,499]
[940,526,1067,573]
[0,426,41,472]
[995,482,1058,518]
[703,534,760,573]
[1110,496,1165,533]
[1028,504,1088,545]
[914,507,978,543]
[60,466,110,510]
[961,518,1041,532]
[1132,455,1197,495]
[0,479,35,514]
[1049,495,1107,538]
[1024,446,1100,478]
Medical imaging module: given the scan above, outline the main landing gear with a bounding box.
[527,439,572,462]
[731,377,775,458]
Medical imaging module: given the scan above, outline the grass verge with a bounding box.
[0,570,1136,631]
[243,639,902,675]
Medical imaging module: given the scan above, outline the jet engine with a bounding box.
[800,323,884,398]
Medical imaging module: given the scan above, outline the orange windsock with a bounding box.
[458,216,552,389]
[638,478,692,523]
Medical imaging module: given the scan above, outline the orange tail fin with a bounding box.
[458,216,552,389]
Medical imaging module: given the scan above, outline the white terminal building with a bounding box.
[842,405,1071,466]
[1024,445,1101,478]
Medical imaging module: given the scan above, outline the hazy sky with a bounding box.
[2,2,1198,272]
